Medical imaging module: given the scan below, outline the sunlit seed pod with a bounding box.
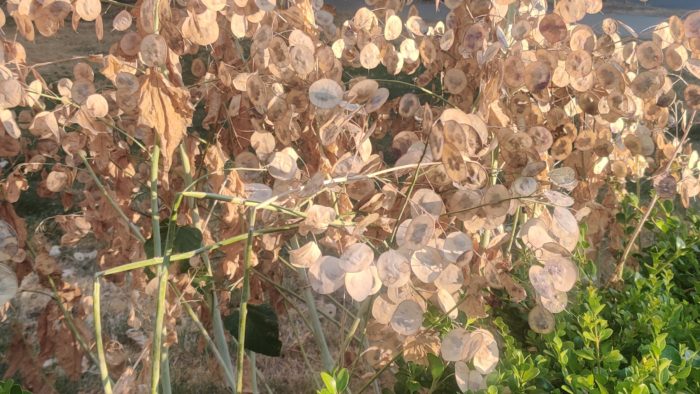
[454,362,486,393]
[75,0,101,21]
[631,71,664,100]
[376,249,411,288]
[471,328,498,374]
[436,288,458,319]
[309,256,346,294]
[254,0,275,11]
[390,299,424,336]
[529,265,556,298]
[602,18,617,35]
[400,39,420,62]
[542,190,574,207]
[201,0,227,11]
[290,45,315,76]
[512,177,537,197]
[636,41,663,69]
[549,166,577,188]
[289,241,321,269]
[524,61,551,92]
[303,205,336,235]
[544,257,577,292]
[365,87,389,113]
[0,79,22,109]
[462,23,487,53]
[440,29,455,51]
[112,10,133,31]
[511,19,532,40]
[569,25,596,52]
[339,243,374,273]
[565,50,592,79]
[398,93,420,118]
[552,206,578,239]
[402,214,435,250]
[267,151,298,181]
[540,241,571,262]
[522,161,547,177]
[541,290,568,313]
[434,263,464,294]
[70,80,95,105]
[0,263,18,306]
[539,13,567,43]
[139,34,168,67]
[528,304,555,334]
[347,79,378,104]
[410,188,444,218]
[360,43,380,70]
[557,0,586,24]
[440,328,471,361]
[684,11,700,38]
[441,232,472,264]
[309,78,344,109]
[410,247,445,283]
[82,94,109,118]
[345,266,376,301]
[372,294,397,324]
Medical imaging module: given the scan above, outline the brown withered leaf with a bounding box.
[4,329,58,393]
[138,69,193,175]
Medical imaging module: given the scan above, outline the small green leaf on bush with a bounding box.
[631,383,650,394]
[225,303,282,357]
[335,368,349,392]
[427,353,445,381]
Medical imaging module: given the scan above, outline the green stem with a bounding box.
[236,209,258,392]
[93,279,113,394]
[337,298,371,367]
[178,145,237,391]
[249,351,259,394]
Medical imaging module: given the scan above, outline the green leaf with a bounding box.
[631,383,650,394]
[145,224,203,259]
[335,368,350,392]
[599,328,613,341]
[320,372,337,393]
[427,353,445,381]
[224,303,282,356]
[521,366,540,382]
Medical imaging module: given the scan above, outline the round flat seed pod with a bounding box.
[544,257,577,292]
[290,45,315,76]
[82,94,108,118]
[255,0,276,11]
[0,220,19,261]
[543,190,574,207]
[384,14,402,40]
[503,55,525,88]
[112,10,132,31]
[0,263,18,306]
[75,0,101,21]
[398,93,420,118]
[529,265,556,298]
[140,33,168,67]
[71,79,95,105]
[541,290,568,313]
[455,362,486,393]
[565,50,592,79]
[309,78,343,109]
[528,304,555,334]
[410,188,444,218]
[345,266,375,301]
[539,13,567,43]
[0,79,22,109]
[372,294,397,324]
[512,176,538,196]
[444,68,467,94]
[434,263,464,294]
[410,247,445,283]
[268,151,298,181]
[441,328,471,361]
[557,0,586,24]
[525,61,551,92]
[390,299,423,336]
[376,249,411,288]
[360,43,380,69]
[309,256,346,294]
[549,166,577,188]
[347,79,378,104]
[586,0,602,13]
[684,84,700,110]
[437,288,458,319]
[441,232,472,263]
[340,243,375,273]
[289,241,321,268]
[684,11,700,38]
[402,214,435,250]
[636,41,663,69]
[481,185,510,218]
[365,87,389,113]
[471,329,498,374]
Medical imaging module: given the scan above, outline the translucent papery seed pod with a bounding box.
[0,263,18,306]
[410,247,445,284]
[0,220,19,261]
[390,299,424,336]
[376,249,411,288]
[309,256,346,294]
[528,304,556,334]
[339,243,375,273]
[540,290,568,313]
[455,362,486,393]
[289,241,322,268]
[345,264,380,301]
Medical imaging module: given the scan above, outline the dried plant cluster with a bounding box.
[0,0,700,392]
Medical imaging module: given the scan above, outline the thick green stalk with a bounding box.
[178,145,237,391]
[93,279,113,394]
[236,209,257,392]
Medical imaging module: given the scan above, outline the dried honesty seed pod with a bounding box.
[0,220,19,261]
[410,247,445,283]
[309,256,345,294]
[390,299,424,336]
[0,263,18,306]
[455,362,486,392]
[528,304,555,334]
[402,215,435,250]
[472,329,499,374]
[309,79,344,109]
[340,243,375,273]
[345,265,379,301]
[289,241,321,268]
[376,250,411,288]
